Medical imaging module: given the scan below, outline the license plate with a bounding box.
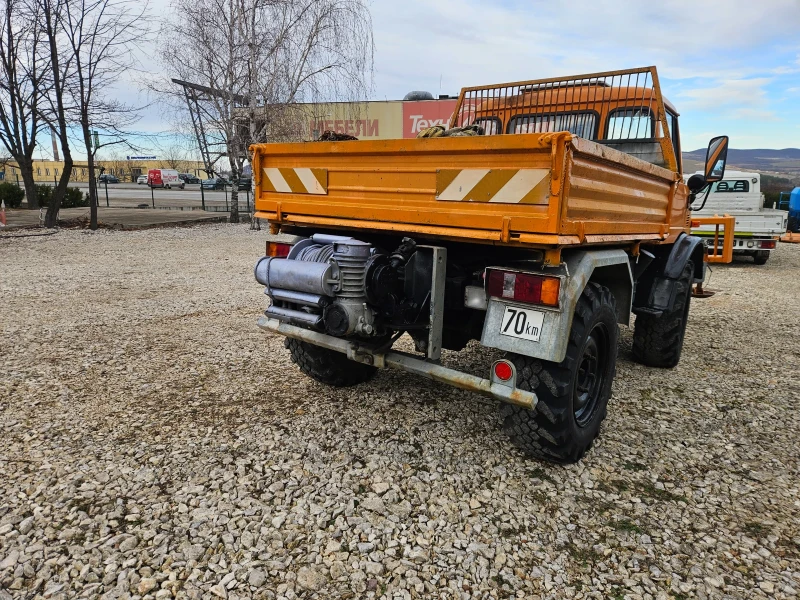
[500,305,545,342]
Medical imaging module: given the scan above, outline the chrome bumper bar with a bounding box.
[257,316,537,409]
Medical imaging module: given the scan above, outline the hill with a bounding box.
[683,148,800,183]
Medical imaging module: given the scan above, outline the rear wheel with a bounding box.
[753,250,769,265]
[285,338,376,387]
[500,283,618,464]
[632,260,693,368]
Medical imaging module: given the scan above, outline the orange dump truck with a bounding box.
[251,67,729,463]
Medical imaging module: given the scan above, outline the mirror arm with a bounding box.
[690,184,712,212]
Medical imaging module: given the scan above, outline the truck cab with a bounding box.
[461,79,683,173]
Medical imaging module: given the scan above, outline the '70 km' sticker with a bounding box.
[500,306,545,342]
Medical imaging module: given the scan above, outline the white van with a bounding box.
[147,169,185,189]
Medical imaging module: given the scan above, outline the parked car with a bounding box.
[237,177,252,191]
[98,174,119,184]
[201,178,229,190]
[179,173,201,184]
[136,175,148,185]
[148,168,185,189]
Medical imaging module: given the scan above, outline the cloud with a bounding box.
[677,78,773,113]
[143,0,800,148]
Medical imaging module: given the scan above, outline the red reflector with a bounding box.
[267,242,291,257]
[486,269,559,307]
[494,361,513,381]
[761,240,776,249]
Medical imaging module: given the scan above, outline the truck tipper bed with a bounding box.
[251,67,729,463]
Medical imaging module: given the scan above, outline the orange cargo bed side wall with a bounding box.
[559,137,680,243]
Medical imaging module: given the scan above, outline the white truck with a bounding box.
[688,170,788,264]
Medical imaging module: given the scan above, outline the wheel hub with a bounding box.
[573,323,608,427]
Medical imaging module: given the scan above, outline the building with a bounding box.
[1,95,459,185]
[254,96,460,142]
[2,158,207,184]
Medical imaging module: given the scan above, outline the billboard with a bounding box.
[305,102,402,140]
[402,99,459,138]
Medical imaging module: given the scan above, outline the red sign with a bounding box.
[402,99,458,138]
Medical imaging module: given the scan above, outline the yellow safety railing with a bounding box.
[691,215,735,263]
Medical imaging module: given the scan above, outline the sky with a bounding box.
[365,0,800,151]
[60,0,800,161]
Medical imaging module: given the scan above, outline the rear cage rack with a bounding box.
[449,66,679,173]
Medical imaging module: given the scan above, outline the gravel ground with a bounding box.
[1,225,799,600]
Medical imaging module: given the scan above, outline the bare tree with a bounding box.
[0,0,48,208]
[38,0,146,228]
[40,0,75,225]
[157,137,196,171]
[157,0,373,223]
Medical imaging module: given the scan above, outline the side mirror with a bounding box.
[704,135,728,183]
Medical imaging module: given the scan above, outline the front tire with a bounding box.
[632,260,693,368]
[500,283,618,464]
[285,338,376,387]
[753,250,769,265]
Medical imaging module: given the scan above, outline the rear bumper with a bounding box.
[257,316,537,409]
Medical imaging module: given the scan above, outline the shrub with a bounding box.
[35,184,52,208]
[35,184,90,209]
[0,181,25,208]
[62,187,90,208]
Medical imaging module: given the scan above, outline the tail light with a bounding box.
[760,240,776,249]
[486,269,560,307]
[267,242,292,257]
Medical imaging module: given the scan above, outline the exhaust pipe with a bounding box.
[265,305,323,328]
[270,288,329,308]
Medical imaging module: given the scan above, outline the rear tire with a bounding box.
[285,338,376,387]
[753,250,769,265]
[500,283,618,464]
[632,260,693,368]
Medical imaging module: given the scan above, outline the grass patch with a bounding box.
[610,518,643,534]
[594,500,616,514]
[623,461,647,472]
[638,482,686,503]
[597,479,629,494]
[566,543,601,566]
[530,490,548,504]
[528,466,556,484]
[743,522,770,538]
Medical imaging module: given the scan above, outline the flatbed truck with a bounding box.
[689,170,787,264]
[251,67,729,463]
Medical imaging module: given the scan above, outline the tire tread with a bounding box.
[500,283,618,464]
[285,338,376,387]
[632,260,693,368]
